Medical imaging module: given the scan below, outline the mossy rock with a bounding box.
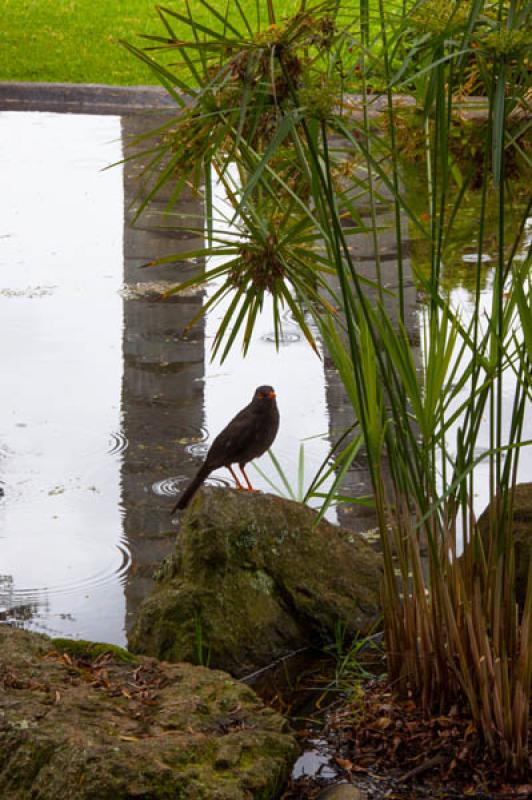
[0,624,298,799]
[51,638,138,664]
[129,488,383,676]
[477,482,532,607]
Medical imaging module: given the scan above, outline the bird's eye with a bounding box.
[257,392,264,398]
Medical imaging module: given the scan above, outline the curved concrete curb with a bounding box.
[0,82,177,115]
[0,82,499,122]
[0,82,417,117]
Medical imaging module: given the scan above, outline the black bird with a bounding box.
[171,385,280,512]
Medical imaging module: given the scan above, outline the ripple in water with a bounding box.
[185,441,210,458]
[174,425,209,447]
[261,331,301,345]
[205,475,233,489]
[153,473,233,500]
[107,431,129,455]
[281,308,315,326]
[462,253,492,264]
[0,536,132,608]
[151,476,186,497]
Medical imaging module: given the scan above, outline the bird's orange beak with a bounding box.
[268,390,276,399]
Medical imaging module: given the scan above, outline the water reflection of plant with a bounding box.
[416,114,528,176]
[252,435,373,516]
[0,574,40,625]
[125,0,531,777]
[406,176,530,295]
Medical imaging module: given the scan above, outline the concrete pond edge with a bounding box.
[0,82,177,115]
[0,81,495,118]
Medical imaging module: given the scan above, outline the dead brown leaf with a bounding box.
[335,757,353,771]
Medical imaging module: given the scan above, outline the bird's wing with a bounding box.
[205,406,259,467]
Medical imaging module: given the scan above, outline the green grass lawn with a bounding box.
[0,0,305,85]
[0,0,393,86]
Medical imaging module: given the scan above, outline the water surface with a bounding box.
[0,112,127,642]
[1,110,529,644]
[0,111,338,643]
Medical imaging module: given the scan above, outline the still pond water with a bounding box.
[0,111,530,646]
[0,111,339,645]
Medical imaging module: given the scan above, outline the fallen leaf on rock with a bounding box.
[335,757,353,771]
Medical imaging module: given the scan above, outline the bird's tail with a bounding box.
[171,463,211,514]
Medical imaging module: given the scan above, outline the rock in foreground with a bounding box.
[0,625,298,800]
[477,482,532,607]
[130,488,383,676]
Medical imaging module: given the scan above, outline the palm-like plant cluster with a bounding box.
[124,0,531,775]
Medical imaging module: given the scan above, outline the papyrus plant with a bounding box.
[125,0,531,774]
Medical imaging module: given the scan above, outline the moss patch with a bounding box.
[0,624,298,799]
[51,638,138,664]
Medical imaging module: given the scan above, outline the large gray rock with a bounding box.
[477,482,532,607]
[0,625,298,800]
[129,488,383,676]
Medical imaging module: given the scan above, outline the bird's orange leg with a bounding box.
[228,465,244,489]
[240,465,257,492]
